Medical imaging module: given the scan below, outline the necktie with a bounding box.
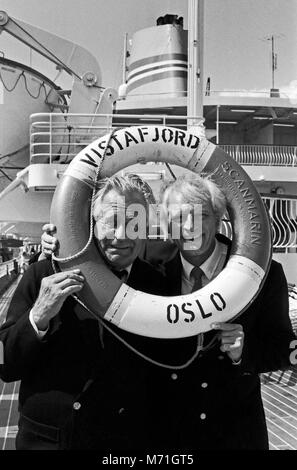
[191,266,204,292]
[112,269,128,282]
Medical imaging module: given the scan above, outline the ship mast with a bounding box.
[187,0,204,131]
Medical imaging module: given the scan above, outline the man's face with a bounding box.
[165,190,217,264]
[93,189,145,270]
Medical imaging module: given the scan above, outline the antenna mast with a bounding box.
[187,0,204,129]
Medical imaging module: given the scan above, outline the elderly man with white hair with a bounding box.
[160,174,294,449]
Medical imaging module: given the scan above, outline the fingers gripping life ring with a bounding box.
[50,126,272,338]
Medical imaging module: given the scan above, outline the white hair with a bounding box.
[92,173,155,209]
[161,174,227,227]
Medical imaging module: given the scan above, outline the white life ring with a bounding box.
[50,126,272,338]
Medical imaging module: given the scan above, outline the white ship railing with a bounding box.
[30,113,297,167]
[124,89,295,99]
[0,259,17,279]
[29,112,203,163]
[207,89,295,99]
[220,144,297,167]
[264,196,297,251]
[220,196,297,252]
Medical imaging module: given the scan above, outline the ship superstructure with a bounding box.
[0,6,296,281]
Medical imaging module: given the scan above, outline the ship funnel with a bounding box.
[125,15,187,99]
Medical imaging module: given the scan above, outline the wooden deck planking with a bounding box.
[0,380,19,450]
[261,389,297,418]
[262,365,297,450]
[0,280,20,450]
[267,427,295,450]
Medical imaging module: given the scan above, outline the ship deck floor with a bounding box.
[0,278,297,450]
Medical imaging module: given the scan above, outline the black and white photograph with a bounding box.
[0,0,297,458]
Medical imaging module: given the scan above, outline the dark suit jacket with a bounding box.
[0,243,295,450]
[162,234,295,449]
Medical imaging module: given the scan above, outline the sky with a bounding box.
[1,0,297,94]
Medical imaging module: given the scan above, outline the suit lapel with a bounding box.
[215,233,231,266]
[164,254,183,295]
[128,257,167,295]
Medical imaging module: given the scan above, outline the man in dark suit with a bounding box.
[0,174,171,450]
[158,174,295,449]
[1,173,294,450]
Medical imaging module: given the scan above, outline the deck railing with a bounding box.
[29,112,204,163]
[220,196,297,251]
[264,196,297,250]
[220,144,297,167]
[0,259,18,279]
[206,89,295,100]
[29,113,297,251]
[30,112,297,167]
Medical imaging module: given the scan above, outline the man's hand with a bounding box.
[31,270,84,331]
[212,322,244,363]
[41,223,59,258]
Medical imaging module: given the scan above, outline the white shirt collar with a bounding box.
[125,265,132,277]
[181,239,228,282]
[113,264,132,277]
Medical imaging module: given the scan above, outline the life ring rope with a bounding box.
[52,128,118,265]
[73,292,205,369]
